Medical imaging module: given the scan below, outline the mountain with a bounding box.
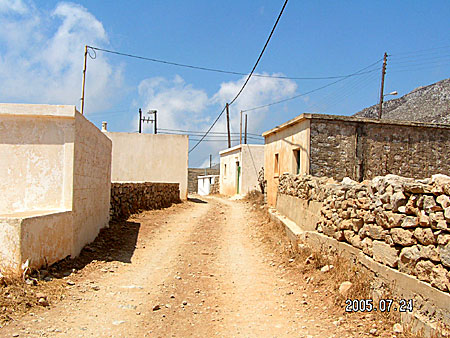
[354,78,450,124]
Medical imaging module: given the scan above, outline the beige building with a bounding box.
[219,144,264,196]
[103,132,189,200]
[0,104,112,273]
[263,113,450,207]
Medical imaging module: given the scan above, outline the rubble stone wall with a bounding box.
[110,182,180,221]
[210,180,220,194]
[278,173,450,294]
[309,119,450,181]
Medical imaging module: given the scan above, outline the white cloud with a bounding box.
[136,73,297,166]
[0,1,122,112]
[0,0,28,14]
[136,75,210,133]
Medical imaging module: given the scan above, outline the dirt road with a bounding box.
[1,196,395,337]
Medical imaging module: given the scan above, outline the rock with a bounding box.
[372,241,399,268]
[38,298,49,307]
[182,300,188,306]
[36,292,46,300]
[386,211,405,228]
[430,264,449,291]
[439,243,450,268]
[360,224,386,240]
[437,234,450,246]
[418,210,430,226]
[369,328,378,336]
[390,228,416,246]
[339,281,352,297]
[393,323,403,334]
[401,216,417,228]
[415,260,435,282]
[445,207,450,221]
[436,195,450,208]
[152,304,161,311]
[321,265,334,273]
[361,237,373,256]
[419,245,440,262]
[391,191,407,212]
[413,228,436,245]
[423,196,442,212]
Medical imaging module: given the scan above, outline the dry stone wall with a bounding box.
[110,182,180,221]
[278,173,450,293]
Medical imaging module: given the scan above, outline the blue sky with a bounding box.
[0,0,449,167]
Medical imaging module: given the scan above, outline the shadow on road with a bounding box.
[188,197,208,204]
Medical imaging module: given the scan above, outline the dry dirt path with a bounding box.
[1,196,386,337]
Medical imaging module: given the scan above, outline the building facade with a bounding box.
[219,144,264,196]
[263,113,450,206]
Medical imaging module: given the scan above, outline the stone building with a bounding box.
[0,104,112,273]
[219,144,264,196]
[103,131,188,200]
[263,113,450,207]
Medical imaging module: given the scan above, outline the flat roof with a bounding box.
[219,143,264,156]
[0,103,77,118]
[262,113,450,137]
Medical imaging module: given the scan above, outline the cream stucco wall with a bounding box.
[104,132,188,200]
[0,103,111,273]
[219,144,264,196]
[263,119,310,207]
[72,113,111,257]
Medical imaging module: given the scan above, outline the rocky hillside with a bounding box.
[354,78,450,124]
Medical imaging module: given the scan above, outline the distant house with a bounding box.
[262,113,450,207]
[197,175,219,195]
[103,131,188,200]
[219,144,264,196]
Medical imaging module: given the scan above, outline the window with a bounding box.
[224,164,227,177]
[293,149,300,175]
[274,153,279,176]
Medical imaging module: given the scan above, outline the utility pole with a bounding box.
[244,114,248,144]
[240,111,243,145]
[81,45,88,115]
[226,103,231,148]
[139,109,157,133]
[377,52,388,119]
[209,154,212,169]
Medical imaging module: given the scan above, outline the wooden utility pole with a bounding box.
[226,103,231,148]
[244,114,248,144]
[138,108,142,133]
[377,52,388,119]
[154,110,157,134]
[240,111,243,144]
[209,154,212,168]
[81,45,88,115]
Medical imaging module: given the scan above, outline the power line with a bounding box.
[158,128,263,137]
[188,0,288,153]
[229,0,288,106]
[241,58,383,113]
[86,45,378,81]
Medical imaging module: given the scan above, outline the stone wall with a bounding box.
[278,173,450,294]
[110,182,180,221]
[309,118,450,181]
[210,180,219,194]
[188,168,219,193]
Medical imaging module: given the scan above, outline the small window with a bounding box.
[274,153,279,176]
[293,149,300,175]
[224,164,227,177]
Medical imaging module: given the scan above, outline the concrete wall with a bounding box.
[72,113,112,257]
[263,119,310,206]
[198,175,219,195]
[0,103,111,273]
[104,132,188,200]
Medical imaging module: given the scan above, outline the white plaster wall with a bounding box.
[104,132,188,200]
[72,112,112,257]
[241,145,265,195]
[0,114,75,214]
[219,147,242,196]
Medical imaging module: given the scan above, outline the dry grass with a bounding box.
[243,192,429,338]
